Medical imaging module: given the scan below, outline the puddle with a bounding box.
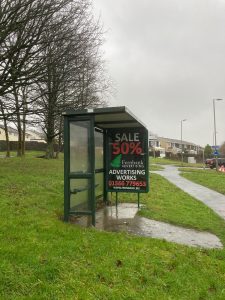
[74,203,223,249]
[96,202,139,222]
[95,203,140,232]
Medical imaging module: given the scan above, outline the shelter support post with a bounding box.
[138,193,140,209]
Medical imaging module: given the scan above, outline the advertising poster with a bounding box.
[107,127,149,192]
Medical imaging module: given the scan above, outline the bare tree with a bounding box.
[36,0,109,158]
[0,0,72,155]
[0,0,72,98]
[0,0,111,158]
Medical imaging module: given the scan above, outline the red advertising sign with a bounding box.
[106,127,149,192]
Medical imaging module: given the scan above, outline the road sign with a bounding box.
[212,145,220,149]
[214,150,219,156]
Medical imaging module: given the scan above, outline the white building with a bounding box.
[0,125,46,143]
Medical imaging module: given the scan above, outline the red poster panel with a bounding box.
[106,127,149,193]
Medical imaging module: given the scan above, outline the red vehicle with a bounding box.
[205,158,225,169]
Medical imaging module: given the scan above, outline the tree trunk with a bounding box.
[0,99,10,157]
[56,116,63,159]
[3,118,10,157]
[22,119,26,156]
[45,76,56,159]
[13,85,22,157]
[21,88,27,156]
[46,138,55,159]
[17,120,22,157]
[56,133,62,159]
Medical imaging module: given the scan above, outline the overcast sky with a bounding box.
[93,0,225,147]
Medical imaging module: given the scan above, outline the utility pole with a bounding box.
[181,119,186,166]
[213,98,223,171]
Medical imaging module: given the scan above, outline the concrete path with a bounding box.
[93,203,223,249]
[128,216,222,249]
[153,165,225,220]
[76,168,225,249]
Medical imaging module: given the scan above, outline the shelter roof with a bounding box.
[63,106,147,130]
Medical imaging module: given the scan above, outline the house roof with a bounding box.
[26,129,45,139]
[0,125,18,135]
[158,136,202,147]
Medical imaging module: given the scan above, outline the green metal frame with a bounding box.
[64,115,96,225]
[64,114,70,222]
[103,129,108,204]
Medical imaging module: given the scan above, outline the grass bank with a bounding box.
[1,153,225,299]
[180,168,225,195]
[150,157,204,168]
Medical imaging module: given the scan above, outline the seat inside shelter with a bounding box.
[63,106,149,226]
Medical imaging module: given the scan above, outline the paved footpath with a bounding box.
[94,203,223,249]
[90,166,225,248]
[154,165,225,220]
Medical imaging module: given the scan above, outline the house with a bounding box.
[148,133,203,158]
[0,125,19,141]
[25,130,46,143]
[0,125,46,143]
[149,133,165,157]
[158,137,203,155]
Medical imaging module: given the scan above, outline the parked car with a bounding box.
[205,158,225,169]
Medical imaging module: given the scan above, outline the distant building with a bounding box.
[0,125,19,141]
[149,133,165,157]
[158,137,202,155]
[26,130,46,143]
[0,125,46,143]
[149,133,203,157]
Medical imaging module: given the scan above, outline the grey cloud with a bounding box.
[94,0,225,146]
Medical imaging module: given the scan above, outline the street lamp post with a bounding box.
[213,98,223,171]
[181,119,187,165]
[202,147,205,169]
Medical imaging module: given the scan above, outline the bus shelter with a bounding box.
[63,106,149,226]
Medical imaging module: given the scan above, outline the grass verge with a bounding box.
[138,174,225,242]
[150,164,165,171]
[1,153,225,299]
[150,157,204,168]
[180,168,225,195]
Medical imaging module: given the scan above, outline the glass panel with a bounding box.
[95,130,103,169]
[70,179,91,211]
[95,172,103,198]
[70,121,90,173]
